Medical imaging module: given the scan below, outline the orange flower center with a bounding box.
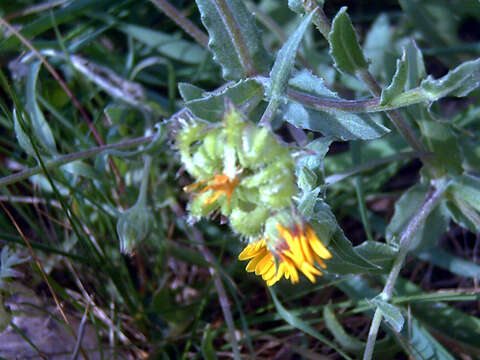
[184,173,239,206]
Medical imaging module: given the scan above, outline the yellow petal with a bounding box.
[299,233,314,264]
[255,253,273,275]
[308,230,331,259]
[245,250,266,272]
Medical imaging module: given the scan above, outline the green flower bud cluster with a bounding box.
[176,104,296,237]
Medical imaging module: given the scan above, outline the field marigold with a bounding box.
[238,222,332,286]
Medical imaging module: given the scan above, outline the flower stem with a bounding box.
[0,134,157,188]
[362,179,449,360]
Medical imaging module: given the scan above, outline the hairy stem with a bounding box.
[362,179,449,360]
[304,6,433,172]
[0,134,156,188]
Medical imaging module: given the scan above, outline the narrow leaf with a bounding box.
[269,10,315,102]
[328,7,368,75]
[381,49,408,106]
[323,304,364,352]
[26,61,57,155]
[13,108,35,157]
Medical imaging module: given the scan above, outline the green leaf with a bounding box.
[296,136,334,172]
[323,304,364,352]
[0,295,11,333]
[405,39,426,90]
[178,83,206,102]
[381,49,408,106]
[395,277,480,356]
[297,187,320,220]
[416,247,480,279]
[450,174,480,213]
[284,101,389,140]
[386,184,449,251]
[339,277,456,360]
[284,70,390,140]
[13,108,35,157]
[364,14,394,80]
[116,23,207,64]
[421,121,462,174]
[325,230,381,274]
[182,79,263,122]
[354,241,397,272]
[296,167,317,192]
[268,10,315,102]
[421,58,480,100]
[369,296,404,332]
[26,61,57,155]
[0,246,28,287]
[195,0,271,79]
[269,288,353,360]
[328,7,368,75]
[201,325,218,360]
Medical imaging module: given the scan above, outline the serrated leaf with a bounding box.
[386,184,449,251]
[26,61,57,155]
[178,82,206,102]
[328,7,368,75]
[450,174,480,213]
[284,101,389,140]
[421,58,480,100]
[0,247,28,287]
[183,79,263,122]
[195,0,271,79]
[381,49,408,106]
[269,10,315,102]
[323,304,364,352]
[370,297,404,332]
[289,69,338,98]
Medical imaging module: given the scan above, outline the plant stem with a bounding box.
[149,0,209,48]
[362,179,449,360]
[303,6,433,172]
[0,134,156,188]
[170,202,241,360]
[213,0,256,76]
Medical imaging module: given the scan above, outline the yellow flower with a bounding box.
[184,173,239,206]
[238,223,332,286]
